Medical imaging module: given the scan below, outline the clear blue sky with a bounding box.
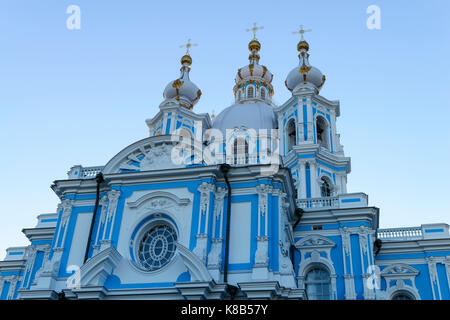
[0,0,449,257]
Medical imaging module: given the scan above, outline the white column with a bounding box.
[310,162,319,198]
[306,98,314,143]
[341,227,356,300]
[426,258,441,300]
[299,162,307,199]
[335,172,347,195]
[330,109,337,152]
[297,99,305,143]
[100,189,121,251]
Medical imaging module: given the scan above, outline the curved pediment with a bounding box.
[176,242,212,282]
[80,247,122,287]
[103,135,201,174]
[127,191,190,209]
[381,263,419,277]
[295,234,336,249]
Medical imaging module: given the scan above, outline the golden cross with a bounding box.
[246,22,264,40]
[292,24,312,41]
[180,38,198,55]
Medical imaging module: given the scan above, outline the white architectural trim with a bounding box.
[80,247,122,287]
[176,242,212,282]
[380,263,420,300]
[127,191,190,209]
[295,234,337,299]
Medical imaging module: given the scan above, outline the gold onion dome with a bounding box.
[248,39,261,52]
[297,40,309,52]
[180,54,192,66]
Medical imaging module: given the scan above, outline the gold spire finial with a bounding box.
[179,38,198,55]
[292,24,312,41]
[246,22,264,40]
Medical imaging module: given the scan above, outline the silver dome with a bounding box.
[212,101,277,135]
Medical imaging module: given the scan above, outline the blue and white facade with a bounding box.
[1,36,449,300]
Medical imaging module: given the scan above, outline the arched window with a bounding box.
[247,86,254,99]
[305,266,332,300]
[260,87,266,100]
[392,291,415,300]
[316,116,330,150]
[233,137,249,164]
[320,177,332,197]
[286,119,296,152]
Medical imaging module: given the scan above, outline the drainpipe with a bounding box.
[374,238,382,255]
[219,164,238,299]
[220,164,231,283]
[290,208,304,276]
[293,208,304,230]
[84,173,105,263]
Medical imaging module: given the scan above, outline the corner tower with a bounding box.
[146,39,211,140]
[275,26,351,202]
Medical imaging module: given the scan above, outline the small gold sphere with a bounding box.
[248,39,261,52]
[297,40,309,52]
[181,54,192,66]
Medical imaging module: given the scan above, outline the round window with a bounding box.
[137,224,177,271]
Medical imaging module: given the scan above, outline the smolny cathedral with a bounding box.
[1,26,450,301]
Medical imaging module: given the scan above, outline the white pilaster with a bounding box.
[306,98,314,143]
[299,161,307,199]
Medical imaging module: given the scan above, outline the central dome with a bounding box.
[212,36,277,135]
[212,101,277,134]
[233,37,274,105]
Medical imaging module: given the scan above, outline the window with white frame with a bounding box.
[305,266,332,300]
[260,87,266,100]
[247,86,254,99]
[232,137,249,164]
[320,176,332,197]
[137,224,177,271]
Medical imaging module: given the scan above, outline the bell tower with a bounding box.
[275,26,351,201]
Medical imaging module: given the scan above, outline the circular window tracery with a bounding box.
[137,224,177,271]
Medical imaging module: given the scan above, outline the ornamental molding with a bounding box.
[425,258,439,285]
[101,189,122,224]
[381,263,419,278]
[296,248,338,299]
[295,234,336,250]
[127,191,190,210]
[60,199,74,224]
[213,187,226,219]
[103,136,188,174]
[383,278,421,300]
[198,182,215,216]
[256,184,273,217]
